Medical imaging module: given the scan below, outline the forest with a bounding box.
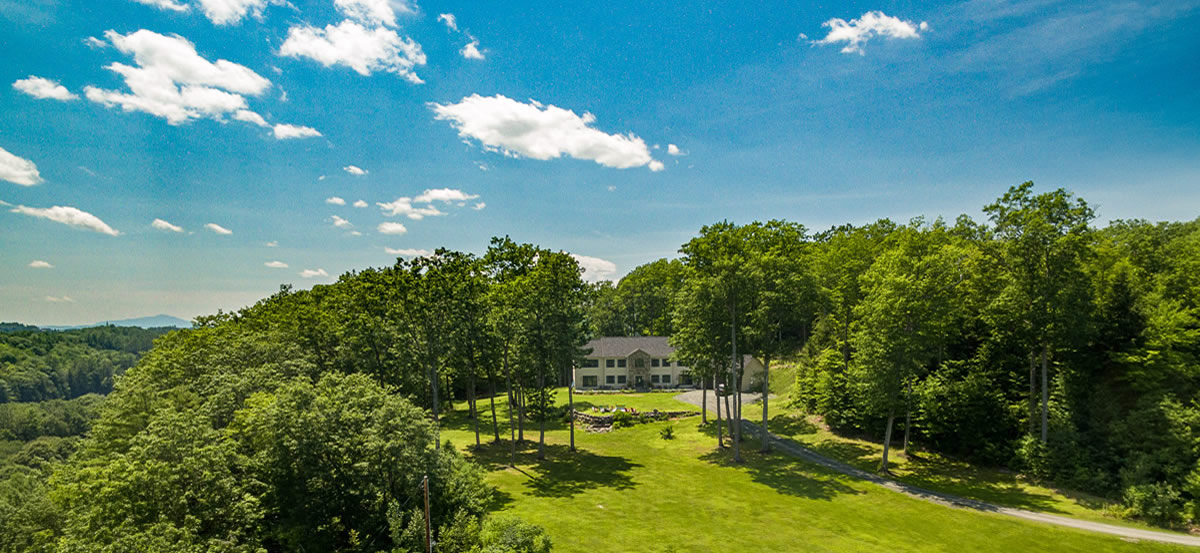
[0,182,1197,552]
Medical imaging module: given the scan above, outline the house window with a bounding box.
[583,359,599,368]
[662,374,671,384]
[651,374,661,384]
[680,372,692,386]
[617,375,627,384]
[663,360,671,367]
[605,375,615,385]
[651,359,660,367]
[606,359,615,368]
[617,359,626,368]
[582,376,598,387]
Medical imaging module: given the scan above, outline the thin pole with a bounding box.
[423,475,432,553]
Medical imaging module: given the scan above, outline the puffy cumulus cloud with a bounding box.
[413,188,479,203]
[325,196,346,205]
[0,146,43,186]
[29,260,54,269]
[571,254,617,282]
[813,11,927,55]
[377,221,408,234]
[205,222,232,235]
[431,94,662,171]
[264,260,288,268]
[437,13,457,31]
[377,197,444,220]
[335,0,415,27]
[279,20,426,83]
[385,247,431,257]
[273,123,322,139]
[648,160,665,172]
[352,199,368,208]
[9,204,120,235]
[461,41,484,60]
[132,0,282,25]
[331,215,352,228]
[233,109,268,127]
[84,30,269,125]
[472,202,485,210]
[343,165,367,175]
[13,76,78,101]
[151,218,184,232]
[667,143,684,156]
[299,268,328,278]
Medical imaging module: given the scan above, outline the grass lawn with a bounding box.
[762,408,1164,531]
[440,390,1186,553]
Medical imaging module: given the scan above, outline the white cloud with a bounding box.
[331,215,352,228]
[571,254,617,282]
[377,197,444,220]
[9,204,120,235]
[29,260,54,269]
[205,222,232,235]
[413,188,479,203]
[13,76,78,101]
[273,123,322,139]
[472,202,486,210]
[84,36,109,49]
[437,13,458,31]
[264,260,288,268]
[352,199,368,208]
[667,143,683,156]
[151,218,184,232]
[813,11,927,55]
[84,30,271,126]
[132,0,189,13]
[233,109,268,127]
[299,268,328,278]
[44,295,74,303]
[326,196,346,205]
[265,240,278,247]
[431,94,662,171]
[343,165,367,175]
[377,221,408,234]
[648,160,665,172]
[335,0,415,27]
[348,230,362,236]
[279,20,426,83]
[385,247,431,257]
[461,40,485,60]
[0,146,43,186]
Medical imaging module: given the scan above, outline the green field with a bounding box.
[442,391,1187,553]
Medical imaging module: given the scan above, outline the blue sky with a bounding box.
[1,0,1198,325]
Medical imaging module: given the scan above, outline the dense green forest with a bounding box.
[1,183,1197,552]
[0,325,169,403]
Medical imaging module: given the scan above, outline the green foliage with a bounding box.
[0,326,167,403]
[659,425,675,440]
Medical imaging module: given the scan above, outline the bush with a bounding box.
[612,411,636,429]
[1123,483,1186,527]
[660,426,675,440]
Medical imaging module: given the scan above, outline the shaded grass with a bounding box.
[440,393,1189,553]
[766,410,1155,530]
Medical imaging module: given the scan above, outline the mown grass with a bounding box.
[762,409,1161,530]
[441,390,1188,553]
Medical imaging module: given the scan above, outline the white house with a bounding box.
[572,336,764,392]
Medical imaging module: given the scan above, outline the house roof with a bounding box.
[583,336,675,358]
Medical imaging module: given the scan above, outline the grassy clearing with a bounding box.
[441,390,1186,553]
[763,408,1164,531]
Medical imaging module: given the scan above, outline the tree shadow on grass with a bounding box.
[769,413,819,436]
[696,422,862,501]
[462,440,640,499]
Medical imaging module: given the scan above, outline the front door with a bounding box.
[635,375,645,389]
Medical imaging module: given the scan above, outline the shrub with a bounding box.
[1122,483,1186,527]
[612,411,636,429]
[660,426,675,440]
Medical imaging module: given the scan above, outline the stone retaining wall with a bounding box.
[572,410,698,432]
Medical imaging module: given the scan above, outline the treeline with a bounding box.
[0,237,584,552]
[593,182,1200,527]
[0,325,170,403]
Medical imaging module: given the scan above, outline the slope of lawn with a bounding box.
[762,408,1163,530]
[441,391,1187,553]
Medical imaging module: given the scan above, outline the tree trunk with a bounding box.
[723,374,734,440]
[761,357,770,453]
[714,375,724,448]
[881,406,896,474]
[470,368,480,448]
[537,366,546,460]
[902,378,912,455]
[731,313,741,462]
[701,376,708,424]
[487,366,500,442]
[505,350,516,467]
[1041,344,1049,443]
[1029,351,1037,437]
[517,383,526,443]
[568,375,576,452]
[429,360,439,422]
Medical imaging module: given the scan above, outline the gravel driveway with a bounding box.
[673,389,774,411]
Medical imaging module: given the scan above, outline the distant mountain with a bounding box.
[39,314,192,331]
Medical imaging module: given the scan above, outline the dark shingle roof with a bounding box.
[583,336,675,358]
